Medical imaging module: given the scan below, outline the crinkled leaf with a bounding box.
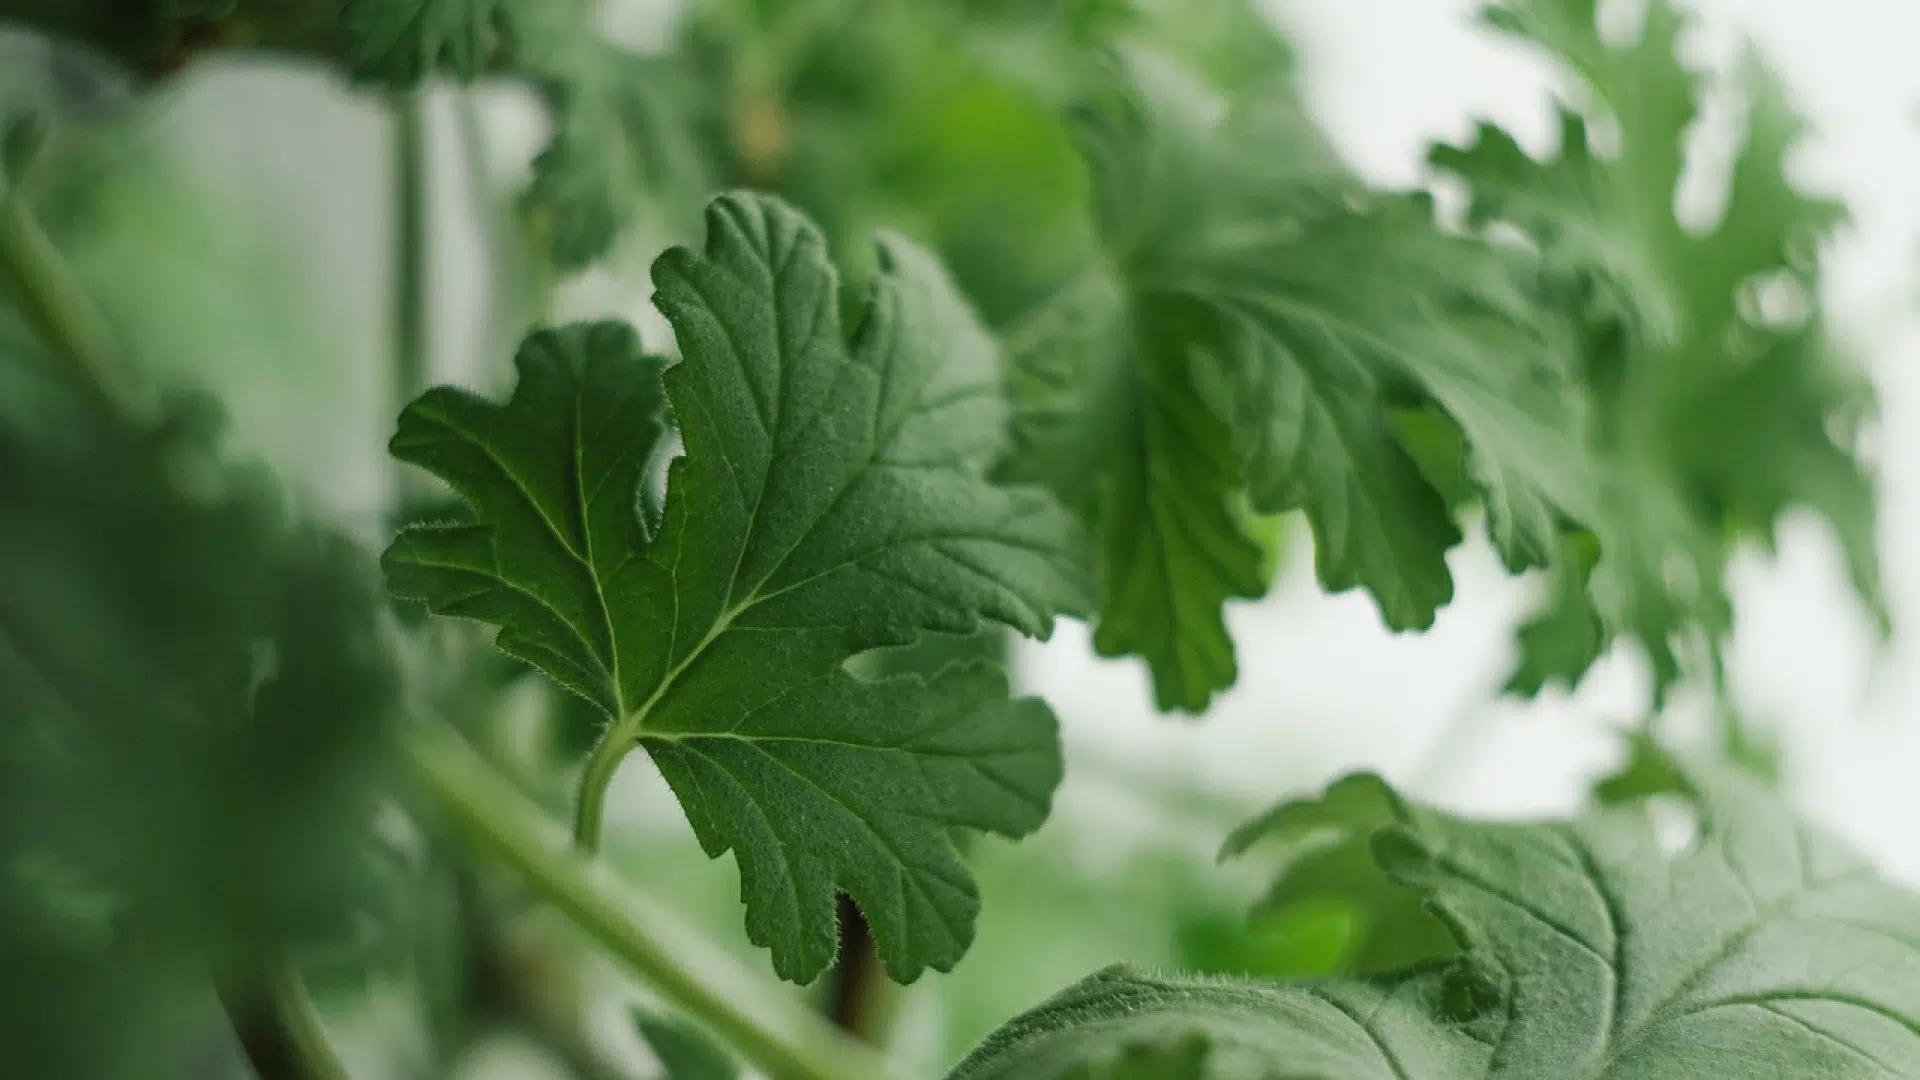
[1003,269,1268,713]
[387,193,1091,982]
[1433,0,1883,702]
[1004,57,1591,712]
[950,768,1920,1078]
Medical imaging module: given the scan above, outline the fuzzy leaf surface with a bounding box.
[387,193,1091,983]
[948,769,1920,1079]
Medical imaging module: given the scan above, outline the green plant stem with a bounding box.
[0,187,151,419]
[404,722,898,1080]
[390,90,431,515]
[572,735,628,851]
[217,962,353,1080]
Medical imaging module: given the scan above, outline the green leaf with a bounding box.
[388,193,1092,983]
[340,0,517,85]
[1433,0,1883,702]
[1504,528,1607,697]
[1005,57,1591,711]
[635,1010,739,1080]
[1219,775,1455,978]
[949,768,1920,1078]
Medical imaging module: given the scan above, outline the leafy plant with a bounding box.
[0,0,1906,1079]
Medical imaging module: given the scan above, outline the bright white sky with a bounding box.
[1023,0,1920,879]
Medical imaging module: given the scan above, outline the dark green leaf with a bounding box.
[388,193,1092,982]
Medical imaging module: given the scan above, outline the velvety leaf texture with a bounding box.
[1432,0,1884,703]
[949,769,1920,1079]
[387,192,1093,983]
[1005,55,1591,712]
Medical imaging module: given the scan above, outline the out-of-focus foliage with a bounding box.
[1436,0,1886,708]
[635,1009,740,1079]
[0,361,404,1076]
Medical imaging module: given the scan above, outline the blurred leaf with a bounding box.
[0,359,403,1075]
[340,0,518,85]
[523,42,718,271]
[1503,529,1606,696]
[1220,775,1454,977]
[1434,0,1884,704]
[635,1010,740,1080]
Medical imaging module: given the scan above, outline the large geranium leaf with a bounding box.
[948,768,1920,1078]
[387,192,1092,983]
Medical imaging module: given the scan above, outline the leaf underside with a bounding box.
[949,768,1920,1079]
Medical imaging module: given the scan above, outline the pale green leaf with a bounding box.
[1433,0,1883,702]
[949,769,1920,1078]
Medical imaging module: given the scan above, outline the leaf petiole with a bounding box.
[403,721,898,1080]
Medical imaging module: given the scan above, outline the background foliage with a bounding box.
[1,0,1915,1077]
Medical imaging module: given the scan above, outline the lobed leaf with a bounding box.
[388,192,1093,982]
[1005,57,1591,711]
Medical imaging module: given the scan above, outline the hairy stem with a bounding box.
[217,963,353,1080]
[0,187,151,418]
[826,895,895,1043]
[404,723,898,1080]
[573,733,628,851]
